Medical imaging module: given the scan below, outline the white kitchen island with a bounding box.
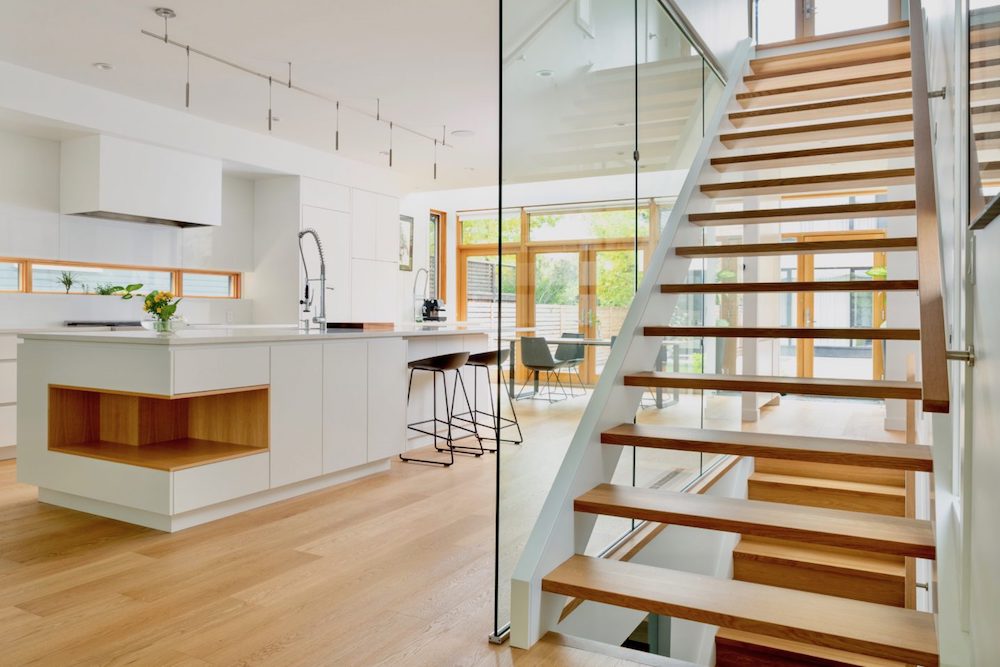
[16,326,489,531]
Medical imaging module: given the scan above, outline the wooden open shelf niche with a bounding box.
[48,385,269,471]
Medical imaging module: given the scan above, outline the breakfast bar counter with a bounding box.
[16,326,489,531]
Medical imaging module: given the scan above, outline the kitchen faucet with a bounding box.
[298,228,328,328]
[412,267,429,322]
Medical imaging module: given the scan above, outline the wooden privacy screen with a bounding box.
[47,385,269,471]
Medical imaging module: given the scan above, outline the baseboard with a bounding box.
[38,459,391,532]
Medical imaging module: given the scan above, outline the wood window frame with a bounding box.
[0,257,241,298]
[430,209,447,300]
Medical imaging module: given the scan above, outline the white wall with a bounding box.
[0,128,254,327]
[673,0,749,70]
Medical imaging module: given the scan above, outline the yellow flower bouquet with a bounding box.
[142,290,182,333]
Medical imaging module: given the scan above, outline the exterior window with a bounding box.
[460,210,521,245]
[0,262,18,291]
[182,272,236,298]
[528,207,649,242]
[428,212,440,298]
[31,264,172,294]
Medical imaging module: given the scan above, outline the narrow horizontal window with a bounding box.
[31,264,172,295]
[181,272,236,298]
[0,261,19,291]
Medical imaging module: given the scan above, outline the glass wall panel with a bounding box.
[497,0,729,641]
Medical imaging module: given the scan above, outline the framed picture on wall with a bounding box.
[399,215,414,271]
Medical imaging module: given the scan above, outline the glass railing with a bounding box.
[495,0,728,640]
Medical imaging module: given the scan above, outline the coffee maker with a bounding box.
[421,299,447,322]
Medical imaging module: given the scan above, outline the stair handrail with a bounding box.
[509,36,754,650]
[908,0,951,413]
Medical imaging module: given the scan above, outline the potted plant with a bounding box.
[142,290,183,334]
[59,271,75,293]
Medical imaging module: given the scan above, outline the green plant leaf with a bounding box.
[126,283,143,292]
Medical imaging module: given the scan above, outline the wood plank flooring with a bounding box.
[0,393,908,665]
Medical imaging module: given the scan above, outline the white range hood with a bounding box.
[60,135,222,227]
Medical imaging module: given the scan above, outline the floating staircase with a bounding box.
[513,16,947,667]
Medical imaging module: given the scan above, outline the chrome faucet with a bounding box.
[298,228,328,328]
[412,267,429,322]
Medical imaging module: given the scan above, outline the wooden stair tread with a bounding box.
[623,372,922,401]
[716,628,907,667]
[599,424,933,472]
[688,201,916,227]
[643,326,918,340]
[755,21,909,52]
[541,556,938,665]
[675,237,918,257]
[734,537,905,580]
[719,115,913,149]
[710,140,914,172]
[659,280,918,293]
[738,71,912,108]
[575,484,934,558]
[748,36,911,77]
[754,458,905,487]
[701,168,914,198]
[728,92,913,128]
[750,472,906,497]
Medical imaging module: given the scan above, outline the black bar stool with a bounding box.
[400,352,484,467]
[452,348,523,447]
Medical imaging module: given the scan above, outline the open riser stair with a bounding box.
[513,14,947,667]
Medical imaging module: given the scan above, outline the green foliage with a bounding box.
[94,283,118,295]
[143,290,181,321]
[58,271,75,293]
[461,216,520,244]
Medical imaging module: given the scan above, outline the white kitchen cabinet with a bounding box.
[0,405,14,447]
[0,361,15,405]
[0,336,17,361]
[322,340,368,473]
[270,344,323,487]
[173,345,269,394]
[366,338,408,462]
[351,189,378,260]
[300,177,350,213]
[173,453,270,514]
[302,205,352,322]
[350,259,396,322]
[375,194,400,264]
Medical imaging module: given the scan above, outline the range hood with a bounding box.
[60,135,222,227]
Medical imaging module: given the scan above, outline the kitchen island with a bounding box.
[16,325,490,531]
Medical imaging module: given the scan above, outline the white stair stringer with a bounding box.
[509,38,756,650]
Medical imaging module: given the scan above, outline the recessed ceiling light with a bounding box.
[450,129,475,138]
[92,62,114,71]
[535,69,555,78]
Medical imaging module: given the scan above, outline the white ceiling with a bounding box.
[0,0,499,191]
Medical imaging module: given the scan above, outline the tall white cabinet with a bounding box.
[252,176,400,324]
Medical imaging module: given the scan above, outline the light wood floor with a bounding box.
[0,394,901,665]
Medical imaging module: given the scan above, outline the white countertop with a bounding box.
[18,324,497,345]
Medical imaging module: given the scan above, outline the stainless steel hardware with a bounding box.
[947,347,976,366]
[298,228,328,328]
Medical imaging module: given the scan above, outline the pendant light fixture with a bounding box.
[433,139,438,180]
[141,8,454,169]
[155,7,174,43]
